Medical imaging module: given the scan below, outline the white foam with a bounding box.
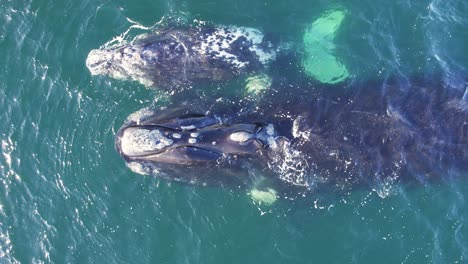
[127,162,152,175]
[268,140,311,187]
[126,108,154,124]
[267,137,278,149]
[292,116,311,140]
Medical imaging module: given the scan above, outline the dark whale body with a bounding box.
[116,78,468,191]
[87,25,276,90]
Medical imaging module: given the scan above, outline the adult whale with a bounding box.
[86,25,276,90]
[115,78,468,191]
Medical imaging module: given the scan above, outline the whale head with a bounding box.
[86,44,160,87]
[86,30,200,88]
[115,108,278,184]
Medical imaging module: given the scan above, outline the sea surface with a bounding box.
[1,0,468,263]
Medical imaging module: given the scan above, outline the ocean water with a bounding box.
[1,0,468,263]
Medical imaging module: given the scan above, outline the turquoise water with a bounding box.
[1,0,468,263]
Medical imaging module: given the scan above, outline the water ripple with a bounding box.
[0,0,467,262]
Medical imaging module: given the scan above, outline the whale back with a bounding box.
[86,25,277,90]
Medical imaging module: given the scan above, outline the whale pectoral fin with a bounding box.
[302,10,350,84]
[249,187,278,206]
[302,51,350,84]
[247,172,278,206]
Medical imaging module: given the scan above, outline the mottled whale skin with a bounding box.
[115,79,468,190]
[87,26,276,89]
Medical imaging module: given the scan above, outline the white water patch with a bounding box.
[427,1,465,24]
[0,228,18,263]
[30,201,57,264]
[127,161,154,176]
[126,107,155,124]
[121,128,173,155]
[196,26,276,68]
[1,138,21,194]
[101,18,153,50]
[425,0,468,85]
[268,140,311,187]
[371,160,404,198]
[1,139,14,169]
[292,116,311,141]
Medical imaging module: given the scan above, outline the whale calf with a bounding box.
[115,79,468,191]
[86,25,276,90]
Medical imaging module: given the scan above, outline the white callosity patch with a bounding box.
[180,125,196,130]
[266,124,275,136]
[86,46,155,87]
[229,131,252,142]
[188,132,198,144]
[258,124,277,149]
[266,124,278,149]
[196,26,276,69]
[121,128,173,155]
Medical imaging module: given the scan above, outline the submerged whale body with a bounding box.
[115,79,468,190]
[86,25,276,89]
